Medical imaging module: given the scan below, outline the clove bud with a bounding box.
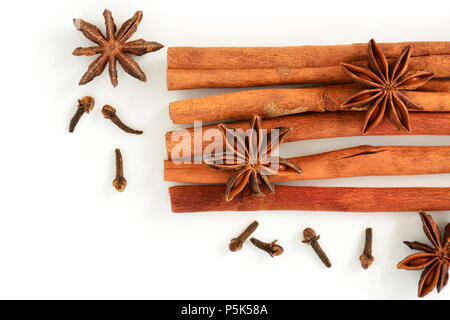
[250,237,284,257]
[102,105,143,135]
[113,149,127,192]
[229,221,259,252]
[69,96,94,132]
[302,228,332,268]
[360,228,374,269]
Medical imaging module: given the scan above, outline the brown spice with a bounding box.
[340,39,433,134]
[302,228,331,268]
[169,185,450,213]
[229,221,259,252]
[69,96,94,132]
[113,149,127,192]
[166,43,450,90]
[166,112,450,160]
[250,238,284,257]
[204,115,302,201]
[168,83,450,124]
[165,145,450,184]
[102,105,143,135]
[360,228,374,269]
[73,9,163,87]
[397,211,449,298]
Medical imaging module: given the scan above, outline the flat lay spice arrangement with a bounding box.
[165,38,449,297]
[67,9,449,298]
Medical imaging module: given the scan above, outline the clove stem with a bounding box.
[250,238,283,257]
[360,228,374,269]
[102,105,143,135]
[69,96,94,132]
[302,228,331,268]
[229,221,259,252]
[113,149,127,192]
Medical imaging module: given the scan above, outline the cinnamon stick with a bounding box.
[169,185,450,213]
[166,112,450,159]
[164,145,450,183]
[168,43,450,69]
[168,56,450,90]
[420,78,450,93]
[167,43,450,90]
[169,83,450,124]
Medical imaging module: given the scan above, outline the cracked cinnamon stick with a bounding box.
[167,42,450,90]
[169,82,450,124]
[164,145,450,184]
[166,112,450,159]
[169,185,450,213]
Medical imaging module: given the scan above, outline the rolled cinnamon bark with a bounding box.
[164,145,450,183]
[420,78,450,93]
[169,185,450,213]
[168,56,450,90]
[168,43,450,69]
[169,83,450,124]
[167,42,450,90]
[166,112,450,159]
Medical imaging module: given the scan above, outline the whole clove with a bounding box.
[360,228,374,269]
[250,237,283,257]
[102,105,143,135]
[69,96,94,132]
[113,149,127,192]
[302,228,331,268]
[229,221,259,252]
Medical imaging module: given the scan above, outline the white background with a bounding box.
[0,0,449,300]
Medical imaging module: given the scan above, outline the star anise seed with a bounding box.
[204,115,303,201]
[397,211,449,298]
[340,39,433,134]
[73,9,163,87]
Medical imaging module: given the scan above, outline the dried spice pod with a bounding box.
[250,238,284,257]
[69,96,94,132]
[397,211,449,298]
[340,39,433,134]
[73,9,163,87]
[102,105,143,135]
[113,149,127,192]
[204,115,302,201]
[229,221,259,252]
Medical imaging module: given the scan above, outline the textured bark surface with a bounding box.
[168,43,450,69]
[164,145,450,183]
[169,83,450,124]
[166,112,450,159]
[167,43,450,90]
[169,185,450,213]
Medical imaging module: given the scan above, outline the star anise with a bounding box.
[340,39,433,134]
[397,211,449,298]
[73,10,163,87]
[204,115,303,201]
